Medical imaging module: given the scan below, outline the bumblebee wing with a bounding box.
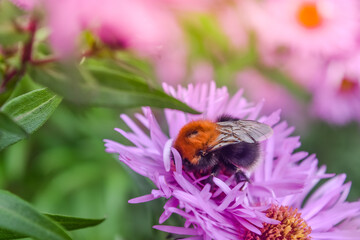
[209,120,273,151]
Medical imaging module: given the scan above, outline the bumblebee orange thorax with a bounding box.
[173,120,219,165]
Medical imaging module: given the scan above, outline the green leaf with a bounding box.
[0,73,21,107]
[0,112,27,140]
[28,63,199,114]
[0,214,105,239]
[0,2,23,23]
[0,111,28,153]
[0,32,28,46]
[0,228,24,240]
[45,214,105,231]
[181,13,231,62]
[0,88,62,151]
[0,190,71,240]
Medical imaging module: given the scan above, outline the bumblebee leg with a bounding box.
[235,169,251,183]
[205,165,220,190]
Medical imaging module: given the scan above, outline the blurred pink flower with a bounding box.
[243,0,360,57]
[44,0,183,54]
[105,82,360,239]
[161,0,212,12]
[236,69,302,122]
[279,54,325,92]
[154,45,187,84]
[312,54,360,125]
[189,62,214,83]
[10,0,38,10]
[218,5,248,50]
[12,0,185,84]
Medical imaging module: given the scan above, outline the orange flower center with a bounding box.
[339,78,358,93]
[245,205,312,240]
[297,2,323,29]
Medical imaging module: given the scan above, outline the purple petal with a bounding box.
[213,177,231,194]
[153,225,199,235]
[128,194,159,204]
[163,139,173,172]
[120,114,152,147]
[263,109,282,126]
[311,230,360,239]
[171,147,183,173]
[237,218,261,235]
[217,183,244,211]
[247,100,264,120]
[178,237,203,240]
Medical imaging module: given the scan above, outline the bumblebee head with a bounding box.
[173,120,219,165]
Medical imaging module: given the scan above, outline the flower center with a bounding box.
[339,77,358,93]
[297,2,323,29]
[245,205,312,240]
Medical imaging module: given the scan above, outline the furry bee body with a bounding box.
[174,115,272,183]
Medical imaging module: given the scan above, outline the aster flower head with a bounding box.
[243,0,360,57]
[105,82,360,239]
[312,54,360,125]
[236,69,301,122]
[10,0,187,84]
[10,0,38,11]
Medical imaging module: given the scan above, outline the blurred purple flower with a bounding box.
[105,82,360,239]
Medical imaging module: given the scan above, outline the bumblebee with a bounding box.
[173,115,273,183]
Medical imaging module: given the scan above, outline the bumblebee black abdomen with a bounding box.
[217,142,260,169]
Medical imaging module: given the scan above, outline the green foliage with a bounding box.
[0,112,27,144]
[299,122,360,201]
[28,61,198,113]
[0,1,22,23]
[0,190,71,240]
[0,88,62,151]
[0,213,105,239]
[0,105,171,239]
[0,32,28,47]
[45,214,105,231]
[181,13,232,63]
[0,74,23,107]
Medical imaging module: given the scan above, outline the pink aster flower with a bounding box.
[236,69,303,123]
[312,54,360,125]
[243,0,360,57]
[105,82,360,239]
[11,0,187,84]
[44,0,183,54]
[162,0,212,12]
[217,5,248,50]
[10,0,38,10]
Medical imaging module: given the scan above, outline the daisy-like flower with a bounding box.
[10,0,188,84]
[104,82,360,239]
[217,5,248,50]
[312,54,360,125]
[44,0,184,61]
[10,0,38,10]
[236,69,302,123]
[243,0,360,57]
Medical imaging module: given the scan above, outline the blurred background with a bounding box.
[1,0,360,239]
